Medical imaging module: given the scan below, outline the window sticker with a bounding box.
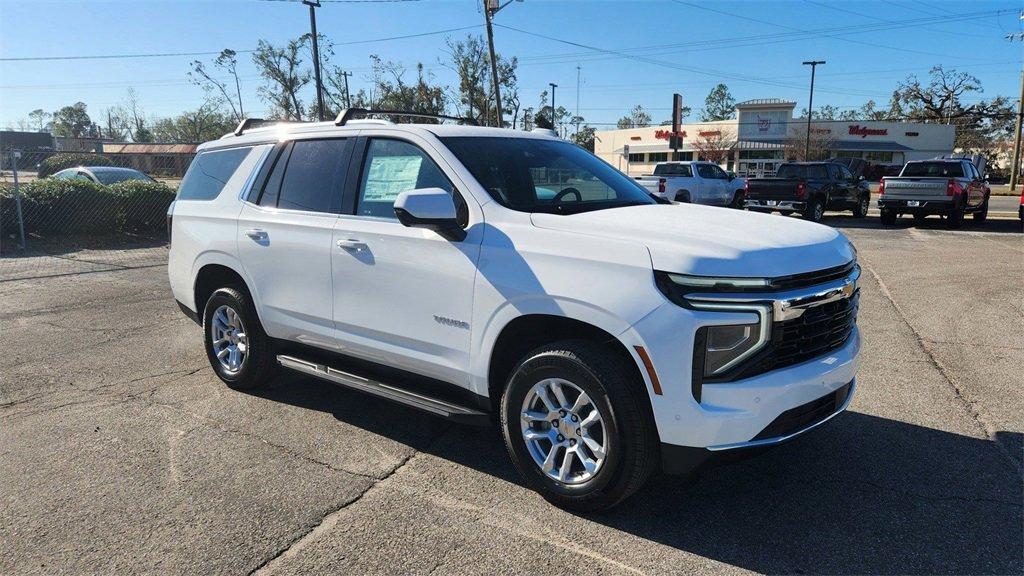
[363,155,423,202]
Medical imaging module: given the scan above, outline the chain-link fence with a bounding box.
[1,149,191,281]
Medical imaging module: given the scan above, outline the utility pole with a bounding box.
[549,82,557,133]
[483,0,522,127]
[575,64,582,136]
[340,70,352,108]
[1010,69,1023,191]
[303,0,325,121]
[802,60,825,160]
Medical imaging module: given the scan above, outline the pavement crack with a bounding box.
[245,425,454,576]
[861,257,1023,478]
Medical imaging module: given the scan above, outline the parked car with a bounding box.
[744,161,871,222]
[877,158,989,228]
[51,166,156,185]
[168,113,861,511]
[1018,186,1023,232]
[634,161,745,207]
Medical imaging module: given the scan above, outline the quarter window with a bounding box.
[356,139,453,219]
[178,147,252,201]
[276,139,349,213]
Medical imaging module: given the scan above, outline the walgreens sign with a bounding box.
[848,125,888,138]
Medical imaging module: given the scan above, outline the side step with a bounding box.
[276,355,491,427]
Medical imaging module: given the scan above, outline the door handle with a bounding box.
[337,239,367,252]
[245,228,268,241]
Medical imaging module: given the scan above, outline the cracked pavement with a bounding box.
[1,216,1021,575]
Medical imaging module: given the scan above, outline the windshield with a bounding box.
[441,137,655,214]
[93,170,153,185]
[901,162,964,178]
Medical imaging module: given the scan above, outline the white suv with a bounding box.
[168,112,861,511]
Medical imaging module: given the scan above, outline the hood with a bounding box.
[531,204,854,277]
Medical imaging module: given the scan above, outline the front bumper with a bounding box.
[745,199,806,212]
[878,197,953,215]
[660,379,855,475]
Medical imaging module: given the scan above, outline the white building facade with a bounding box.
[595,99,956,178]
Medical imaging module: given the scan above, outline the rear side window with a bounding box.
[654,164,692,177]
[806,165,828,179]
[776,164,804,179]
[177,147,252,201]
[276,139,349,213]
[901,162,964,178]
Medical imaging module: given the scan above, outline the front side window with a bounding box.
[838,165,854,180]
[357,139,453,219]
[178,147,252,201]
[443,137,655,214]
[277,139,349,213]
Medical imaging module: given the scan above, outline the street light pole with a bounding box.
[303,0,325,121]
[549,82,558,135]
[802,60,825,160]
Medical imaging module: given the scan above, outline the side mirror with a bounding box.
[394,188,466,241]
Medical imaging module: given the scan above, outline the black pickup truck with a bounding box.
[744,161,871,222]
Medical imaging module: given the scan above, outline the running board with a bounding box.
[276,355,490,426]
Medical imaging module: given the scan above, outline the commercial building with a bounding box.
[595,99,955,178]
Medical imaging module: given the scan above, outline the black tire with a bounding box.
[972,197,988,223]
[880,208,897,226]
[803,196,825,222]
[675,190,690,203]
[202,286,276,390]
[499,340,658,512]
[852,194,869,218]
[946,204,964,229]
[730,191,745,209]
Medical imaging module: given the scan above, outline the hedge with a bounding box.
[0,178,176,238]
[37,153,114,178]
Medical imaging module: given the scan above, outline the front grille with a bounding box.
[768,261,856,291]
[753,381,851,440]
[704,289,858,383]
[769,290,859,371]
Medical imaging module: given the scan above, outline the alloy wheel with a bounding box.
[210,304,247,374]
[520,378,608,485]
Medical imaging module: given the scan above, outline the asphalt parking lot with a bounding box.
[1,215,1021,575]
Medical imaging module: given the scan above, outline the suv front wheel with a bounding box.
[202,286,276,389]
[500,340,658,512]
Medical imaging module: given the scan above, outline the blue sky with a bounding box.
[1,0,1021,130]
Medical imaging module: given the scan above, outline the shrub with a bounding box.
[108,180,176,233]
[37,153,114,178]
[12,179,118,236]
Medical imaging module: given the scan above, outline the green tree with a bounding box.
[616,104,651,129]
[151,97,235,142]
[50,102,94,138]
[699,83,736,122]
[359,56,446,123]
[571,125,596,151]
[253,38,311,121]
[442,34,519,127]
[28,109,50,132]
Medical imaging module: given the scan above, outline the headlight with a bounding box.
[693,302,772,377]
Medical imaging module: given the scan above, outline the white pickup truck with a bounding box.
[168,112,860,511]
[635,161,745,207]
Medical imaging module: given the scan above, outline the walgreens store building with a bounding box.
[595,99,955,178]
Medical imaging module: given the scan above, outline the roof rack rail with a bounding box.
[233,117,308,136]
[334,108,478,127]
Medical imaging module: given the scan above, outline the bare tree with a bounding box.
[28,109,50,132]
[784,125,836,161]
[190,49,245,122]
[616,105,651,129]
[692,129,735,164]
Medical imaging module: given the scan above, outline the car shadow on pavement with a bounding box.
[824,214,1023,234]
[248,374,1022,575]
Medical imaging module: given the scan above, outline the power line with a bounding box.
[0,25,480,62]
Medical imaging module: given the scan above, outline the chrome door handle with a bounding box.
[337,239,367,252]
[245,228,268,240]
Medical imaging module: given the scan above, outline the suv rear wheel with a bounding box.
[202,286,276,389]
[880,208,897,226]
[499,340,658,512]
